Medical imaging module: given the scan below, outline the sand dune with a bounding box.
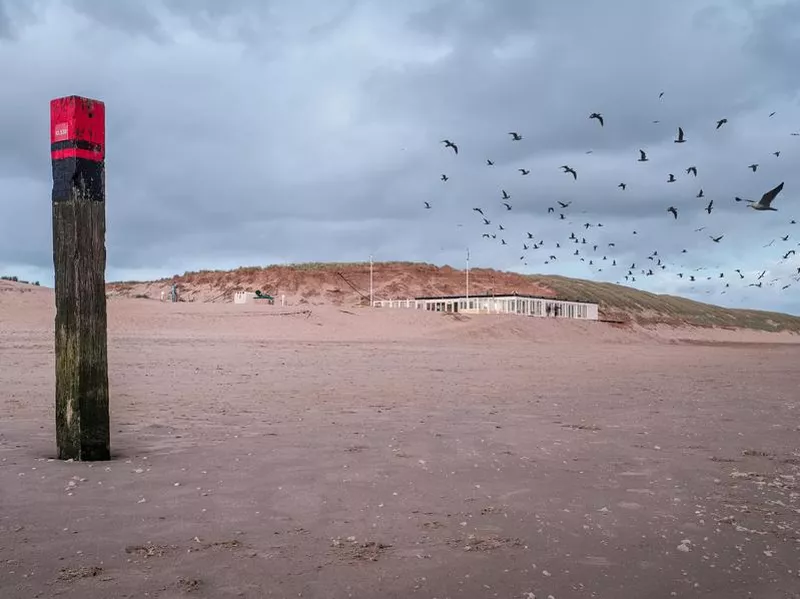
[106,262,800,333]
[4,278,799,345]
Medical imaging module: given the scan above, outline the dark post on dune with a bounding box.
[50,95,110,461]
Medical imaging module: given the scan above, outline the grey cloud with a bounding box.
[406,0,542,45]
[59,0,360,52]
[0,0,40,40]
[67,0,167,42]
[0,1,10,39]
[743,1,800,92]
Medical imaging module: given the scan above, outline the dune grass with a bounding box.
[531,274,800,332]
[279,261,421,271]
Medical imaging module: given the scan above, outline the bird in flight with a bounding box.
[668,173,676,183]
[561,165,577,180]
[519,168,530,175]
[638,149,649,162]
[769,111,776,117]
[589,112,604,126]
[674,127,686,143]
[748,163,759,172]
[440,174,449,182]
[503,203,512,211]
[618,182,627,190]
[486,159,494,166]
[773,151,780,157]
[741,181,785,211]
[716,118,728,129]
[697,189,704,198]
[501,190,510,200]
[784,250,796,260]
[558,201,572,208]
[424,202,431,209]
[482,217,491,225]
[659,91,665,99]
[710,235,724,243]
[473,207,484,215]
[440,139,458,154]
[686,166,697,177]
[667,206,678,219]
[509,132,522,141]
[705,199,714,214]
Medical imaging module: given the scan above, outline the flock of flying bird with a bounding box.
[427,94,799,299]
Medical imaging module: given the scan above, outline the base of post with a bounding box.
[58,443,110,462]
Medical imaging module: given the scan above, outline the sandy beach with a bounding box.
[2,282,800,598]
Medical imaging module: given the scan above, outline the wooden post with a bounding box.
[50,95,110,461]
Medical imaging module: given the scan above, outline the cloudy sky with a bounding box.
[1,0,799,313]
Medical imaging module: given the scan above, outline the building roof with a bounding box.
[412,292,597,305]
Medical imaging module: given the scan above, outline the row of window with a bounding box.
[417,298,593,318]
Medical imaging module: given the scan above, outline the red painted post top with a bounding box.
[50,95,105,162]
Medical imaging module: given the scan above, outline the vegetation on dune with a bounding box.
[240,261,424,272]
[532,274,800,332]
[1,275,40,286]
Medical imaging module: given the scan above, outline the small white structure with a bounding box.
[234,291,256,304]
[373,293,599,320]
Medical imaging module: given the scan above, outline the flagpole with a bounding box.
[465,247,470,302]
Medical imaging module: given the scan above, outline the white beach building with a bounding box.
[372,292,599,320]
